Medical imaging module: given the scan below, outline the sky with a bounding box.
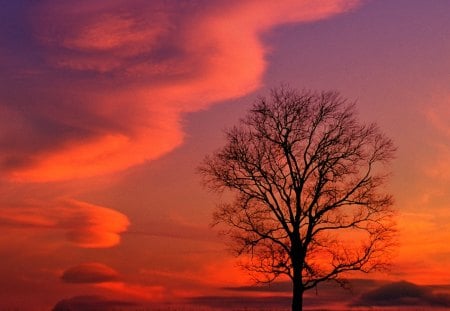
[0,0,449,310]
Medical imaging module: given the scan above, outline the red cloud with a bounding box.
[0,0,360,182]
[0,199,129,248]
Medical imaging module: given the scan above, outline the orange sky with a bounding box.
[0,0,449,310]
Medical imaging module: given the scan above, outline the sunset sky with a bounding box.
[0,0,449,310]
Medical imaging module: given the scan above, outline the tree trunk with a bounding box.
[292,273,304,311]
[291,227,304,311]
[291,240,304,311]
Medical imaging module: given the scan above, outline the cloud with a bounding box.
[61,263,120,284]
[52,295,138,311]
[354,281,450,307]
[61,200,130,248]
[0,0,360,182]
[0,199,129,248]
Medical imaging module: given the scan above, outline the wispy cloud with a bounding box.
[0,0,360,182]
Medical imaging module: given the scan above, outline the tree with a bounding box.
[199,86,397,311]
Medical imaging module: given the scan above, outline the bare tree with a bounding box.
[199,86,397,311]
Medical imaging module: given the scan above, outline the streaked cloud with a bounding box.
[0,0,360,182]
[0,199,129,248]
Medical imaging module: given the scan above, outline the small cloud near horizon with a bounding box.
[354,280,450,308]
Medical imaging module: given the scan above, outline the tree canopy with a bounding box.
[199,86,397,311]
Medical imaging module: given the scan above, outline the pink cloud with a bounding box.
[34,1,171,72]
[0,0,360,182]
[0,199,129,248]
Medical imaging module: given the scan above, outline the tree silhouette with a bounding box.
[199,86,397,311]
